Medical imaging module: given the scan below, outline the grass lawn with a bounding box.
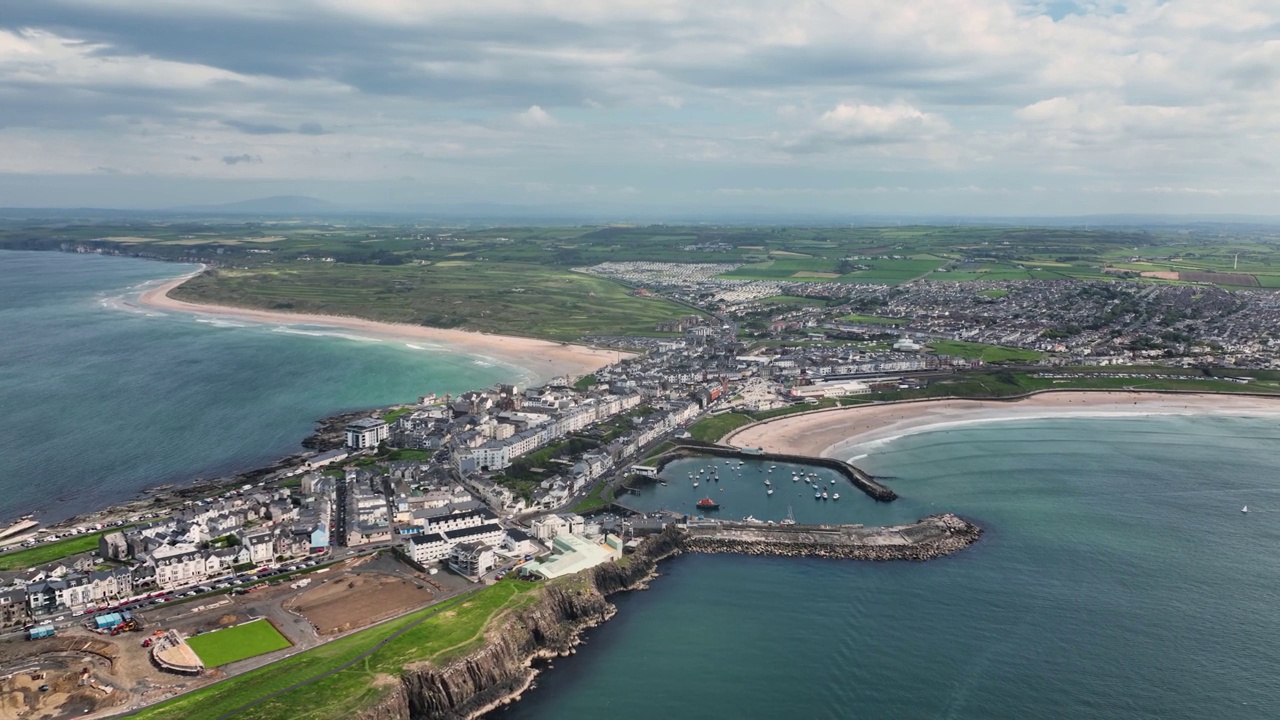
[841,313,908,325]
[187,619,293,667]
[381,408,413,423]
[687,413,755,442]
[572,482,616,513]
[0,530,115,571]
[929,340,1043,363]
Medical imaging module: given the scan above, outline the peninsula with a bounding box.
[137,271,625,381]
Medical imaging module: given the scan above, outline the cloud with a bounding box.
[0,0,1278,213]
[223,120,291,135]
[514,105,556,127]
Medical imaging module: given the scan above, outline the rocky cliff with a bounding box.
[354,525,686,720]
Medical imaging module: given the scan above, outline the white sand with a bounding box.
[725,392,1280,458]
[135,269,628,381]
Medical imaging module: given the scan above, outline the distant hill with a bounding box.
[169,195,338,214]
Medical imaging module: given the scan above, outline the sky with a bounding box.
[1,0,1278,216]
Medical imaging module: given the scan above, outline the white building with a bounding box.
[345,418,390,449]
[448,542,496,579]
[788,379,871,399]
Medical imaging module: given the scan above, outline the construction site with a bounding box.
[0,552,470,719]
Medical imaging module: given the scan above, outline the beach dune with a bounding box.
[137,270,628,381]
[725,392,1280,458]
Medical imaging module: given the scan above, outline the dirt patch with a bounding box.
[1139,271,1181,280]
[1180,271,1258,286]
[790,271,841,278]
[0,653,126,720]
[286,572,435,635]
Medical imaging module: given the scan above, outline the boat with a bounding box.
[767,489,774,495]
[832,493,840,500]
[693,482,699,487]
[713,476,719,482]
[781,506,796,525]
[815,492,822,499]
[822,491,829,500]
[765,479,771,486]
[659,481,668,486]
[770,465,776,469]
[1242,505,1249,513]
[697,497,720,510]
[793,476,799,482]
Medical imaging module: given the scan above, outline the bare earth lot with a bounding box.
[286,571,436,635]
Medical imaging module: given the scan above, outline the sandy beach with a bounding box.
[725,392,1280,458]
[135,270,628,381]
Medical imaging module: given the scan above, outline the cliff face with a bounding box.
[357,526,686,720]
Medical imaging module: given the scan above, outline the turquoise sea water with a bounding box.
[0,250,517,524]
[502,415,1280,719]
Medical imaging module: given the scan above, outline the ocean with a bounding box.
[0,250,518,524]
[500,415,1280,719]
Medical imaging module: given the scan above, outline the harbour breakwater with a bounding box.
[352,516,977,720]
[652,440,898,501]
[684,514,982,561]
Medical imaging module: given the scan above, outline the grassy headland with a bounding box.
[169,263,694,342]
[135,580,542,720]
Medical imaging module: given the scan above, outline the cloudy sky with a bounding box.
[1,0,1277,215]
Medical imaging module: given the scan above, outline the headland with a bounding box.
[136,270,626,381]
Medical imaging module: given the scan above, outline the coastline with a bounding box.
[134,270,628,382]
[725,391,1280,458]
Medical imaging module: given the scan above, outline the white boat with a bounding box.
[822,491,829,500]
[814,492,821,499]
[693,482,699,487]
[770,465,777,470]
[830,479,836,485]
[781,506,796,525]
[793,476,799,482]
[767,489,774,495]
[765,479,771,486]
[832,493,840,500]
[1242,505,1249,513]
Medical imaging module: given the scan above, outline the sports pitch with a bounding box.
[186,619,293,667]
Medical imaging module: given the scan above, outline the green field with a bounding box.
[136,580,542,720]
[171,263,695,341]
[841,314,908,325]
[686,412,755,442]
[928,340,1044,363]
[187,620,293,667]
[0,530,114,571]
